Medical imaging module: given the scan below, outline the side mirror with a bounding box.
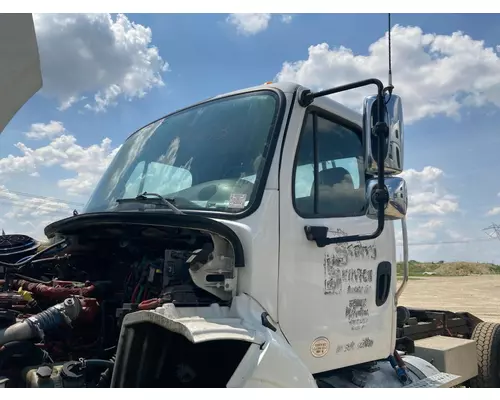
[366,177,407,220]
[363,94,404,175]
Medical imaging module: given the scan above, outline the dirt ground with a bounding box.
[399,275,500,323]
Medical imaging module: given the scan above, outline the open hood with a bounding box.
[0,13,42,134]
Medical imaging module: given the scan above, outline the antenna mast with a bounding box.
[388,13,393,89]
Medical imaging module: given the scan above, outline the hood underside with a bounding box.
[0,13,42,134]
[44,211,245,268]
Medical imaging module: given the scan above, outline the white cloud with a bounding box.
[0,185,19,202]
[400,166,459,216]
[276,25,500,123]
[226,13,271,36]
[420,219,444,229]
[24,120,66,140]
[0,128,115,238]
[5,197,72,219]
[226,13,292,36]
[0,122,120,197]
[487,192,500,216]
[0,185,73,239]
[33,13,168,112]
[487,207,500,216]
[396,219,442,247]
[446,229,465,241]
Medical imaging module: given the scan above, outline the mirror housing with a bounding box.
[366,176,407,220]
[363,93,404,175]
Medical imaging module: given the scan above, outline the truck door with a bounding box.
[278,100,396,374]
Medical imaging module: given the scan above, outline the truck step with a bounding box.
[404,372,463,388]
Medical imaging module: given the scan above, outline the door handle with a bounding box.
[375,261,391,307]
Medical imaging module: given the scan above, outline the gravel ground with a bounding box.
[399,275,500,323]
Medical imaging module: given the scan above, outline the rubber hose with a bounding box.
[0,297,82,346]
[0,341,45,370]
[85,359,115,370]
[97,355,116,388]
[393,350,406,368]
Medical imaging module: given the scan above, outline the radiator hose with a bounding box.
[0,296,82,346]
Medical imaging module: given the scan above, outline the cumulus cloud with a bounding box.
[33,13,168,112]
[0,121,120,237]
[226,13,292,36]
[24,120,66,140]
[226,13,271,36]
[0,185,73,239]
[276,25,500,123]
[57,138,121,196]
[400,166,459,216]
[420,219,444,229]
[0,122,120,197]
[5,197,72,220]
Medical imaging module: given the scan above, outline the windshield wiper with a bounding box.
[116,192,184,215]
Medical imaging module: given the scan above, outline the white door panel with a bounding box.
[278,102,396,374]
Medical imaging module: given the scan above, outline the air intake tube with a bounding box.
[0,296,82,346]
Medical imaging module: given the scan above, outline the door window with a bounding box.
[293,111,366,218]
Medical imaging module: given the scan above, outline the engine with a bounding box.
[0,223,237,388]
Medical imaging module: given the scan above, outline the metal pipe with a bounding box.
[396,217,409,302]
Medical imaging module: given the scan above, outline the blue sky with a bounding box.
[2,13,500,263]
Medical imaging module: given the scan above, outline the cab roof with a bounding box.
[211,81,363,126]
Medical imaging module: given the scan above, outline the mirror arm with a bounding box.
[303,78,389,247]
[299,78,385,107]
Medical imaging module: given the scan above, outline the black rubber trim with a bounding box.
[44,212,245,268]
[277,89,298,185]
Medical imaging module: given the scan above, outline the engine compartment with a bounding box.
[0,220,238,388]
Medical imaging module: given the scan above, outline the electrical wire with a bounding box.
[398,237,496,247]
[0,239,67,270]
[0,199,72,217]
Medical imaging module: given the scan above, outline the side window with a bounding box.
[293,111,366,218]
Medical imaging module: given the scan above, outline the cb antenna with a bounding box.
[386,13,394,96]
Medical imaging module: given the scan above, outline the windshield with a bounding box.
[84,90,281,215]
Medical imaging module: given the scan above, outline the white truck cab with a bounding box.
[73,79,417,387]
[1,14,499,389]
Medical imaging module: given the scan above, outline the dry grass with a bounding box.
[397,260,500,277]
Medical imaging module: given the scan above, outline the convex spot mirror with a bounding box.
[363,93,404,175]
[366,177,408,221]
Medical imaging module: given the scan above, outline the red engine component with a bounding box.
[138,298,160,310]
[13,279,95,301]
[0,291,30,310]
[78,297,100,322]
